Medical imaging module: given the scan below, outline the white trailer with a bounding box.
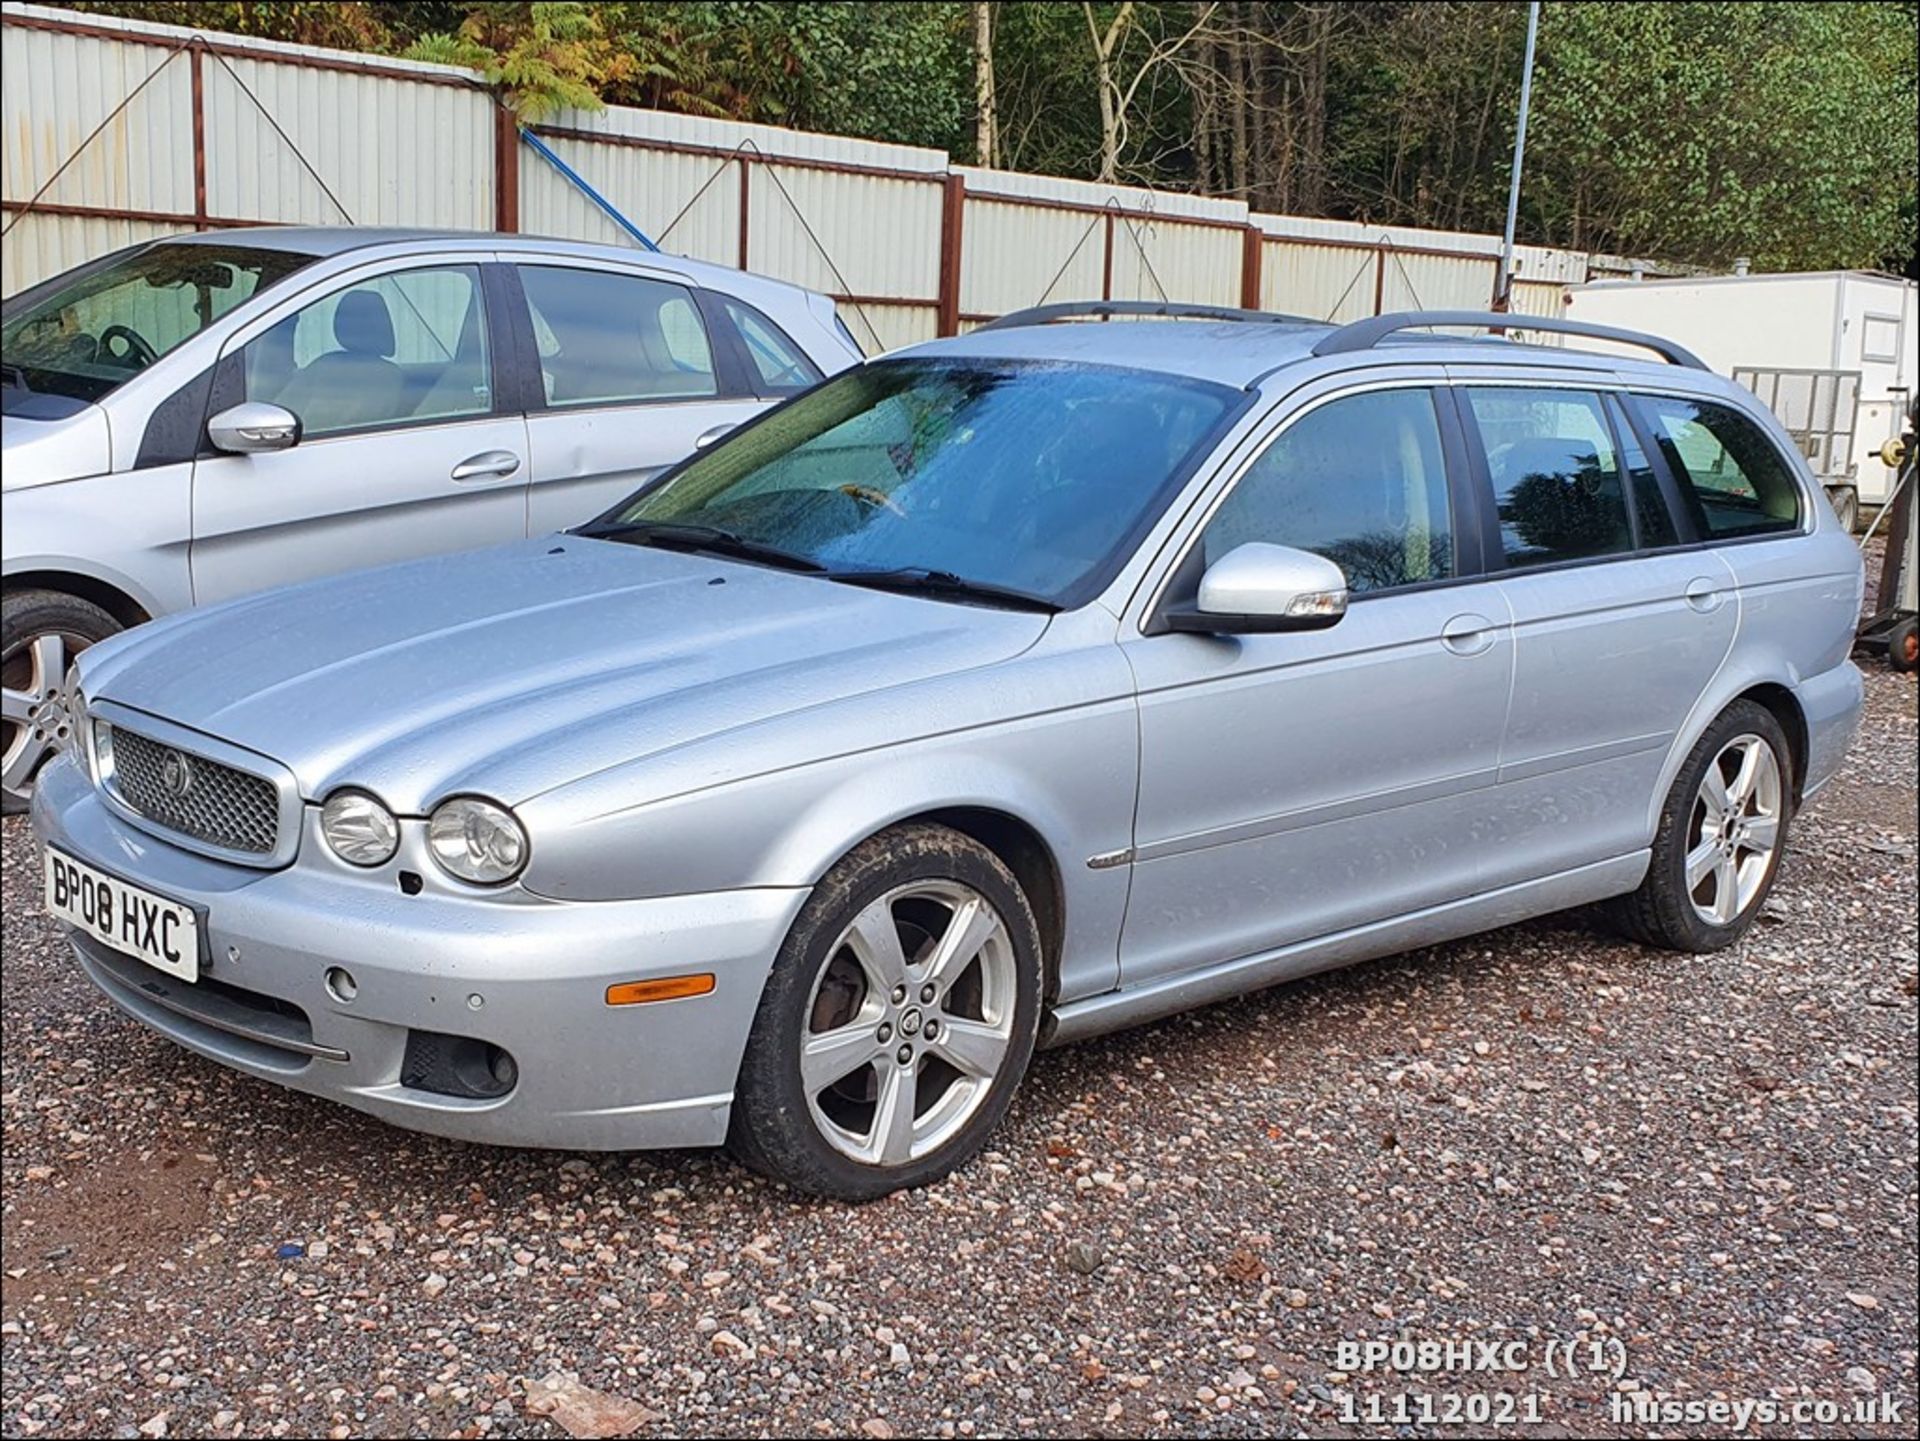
[1565,270,1917,525]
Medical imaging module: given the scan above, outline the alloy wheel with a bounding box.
[1,631,84,803]
[801,880,1017,1167]
[1685,733,1783,927]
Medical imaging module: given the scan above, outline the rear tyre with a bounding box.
[1827,484,1860,534]
[1610,700,1793,953]
[2,590,121,816]
[1889,617,1919,674]
[729,823,1044,1201]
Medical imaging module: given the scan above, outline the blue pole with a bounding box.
[518,128,659,252]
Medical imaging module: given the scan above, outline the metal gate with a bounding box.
[1733,366,1860,483]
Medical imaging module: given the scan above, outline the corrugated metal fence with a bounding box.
[3,0,1592,348]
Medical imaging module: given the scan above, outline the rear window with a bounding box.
[1465,387,1635,569]
[2,242,314,405]
[1631,395,1804,539]
[724,298,823,394]
[518,265,717,406]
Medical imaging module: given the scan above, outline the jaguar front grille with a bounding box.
[103,724,281,857]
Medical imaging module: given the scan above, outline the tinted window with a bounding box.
[1,242,313,404]
[244,265,491,438]
[1468,388,1632,569]
[1201,388,1453,593]
[1632,395,1803,539]
[609,358,1238,605]
[725,299,823,393]
[1607,393,1679,547]
[519,266,717,405]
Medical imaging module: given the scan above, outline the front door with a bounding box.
[1119,382,1513,986]
[190,259,529,605]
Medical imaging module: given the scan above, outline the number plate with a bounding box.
[44,849,201,982]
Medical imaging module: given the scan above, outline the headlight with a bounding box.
[66,668,97,783]
[321,789,400,867]
[427,796,528,884]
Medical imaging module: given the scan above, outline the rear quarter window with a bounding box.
[1631,395,1803,540]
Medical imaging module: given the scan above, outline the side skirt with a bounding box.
[1041,852,1649,1049]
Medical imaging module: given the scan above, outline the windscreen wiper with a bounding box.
[575,520,829,574]
[0,362,29,392]
[827,566,1061,613]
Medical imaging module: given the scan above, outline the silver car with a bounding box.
[2,227,861,811]
[30,303,1866,1200]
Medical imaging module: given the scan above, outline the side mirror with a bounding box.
[207,401,301,454]
[1163,542,1349,634]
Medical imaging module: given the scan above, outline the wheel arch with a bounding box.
[3,568,155,631]
[1650,669,1814,841]
[895,805,1067,1006]
[1735,682,1809,805]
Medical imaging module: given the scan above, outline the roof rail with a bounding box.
[975,300,1315,332]
[1311,309,1709,370]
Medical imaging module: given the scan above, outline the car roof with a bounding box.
[897,320,1332,387]
[160,225,816,302]
[895,316,1714,391]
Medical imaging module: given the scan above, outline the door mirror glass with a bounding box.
[1167,542,1349,634]
[207,401,301,454]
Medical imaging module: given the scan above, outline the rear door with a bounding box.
[1454,374,1740,886]
[188,254,530,604]
[507,260,770,535]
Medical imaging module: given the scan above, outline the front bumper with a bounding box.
[29,753,807,1150]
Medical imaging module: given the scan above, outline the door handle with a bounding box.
[1440,612,1497,657]
[450,449,521,483]
[694,423,737,450]
[1684,576,1725,612]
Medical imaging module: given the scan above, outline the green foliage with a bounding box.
[67,1,1920,271]
[401,2,634,119]
[596,3,973,153]
[65,1,457,49]
[1523,1,1917,270]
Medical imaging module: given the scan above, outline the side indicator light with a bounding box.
[605,974,716,1006]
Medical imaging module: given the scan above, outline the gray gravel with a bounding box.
[3,668,1914,1439]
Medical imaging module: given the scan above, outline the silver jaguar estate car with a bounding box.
[31,303,1866,1199]
[3,226,861,811]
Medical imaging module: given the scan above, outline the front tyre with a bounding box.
[1611,700,1793,952]
[729,823,1044,1200]
[3,590,122,815]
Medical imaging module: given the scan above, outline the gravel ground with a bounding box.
[2,665,1914,1439]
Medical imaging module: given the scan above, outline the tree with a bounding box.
[69,0,1920,272]
[401,2,633,119]
[973,2,1000,167]
[1522,1,1916,270]
[1081,1,1218,183]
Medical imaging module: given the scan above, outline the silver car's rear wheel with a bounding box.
[802,880,1018,1166]
[1685,734,1783,927]
[1611,699,1794,953]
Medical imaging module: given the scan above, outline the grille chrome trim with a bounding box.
[88,699,303,869]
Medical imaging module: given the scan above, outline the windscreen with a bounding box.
[2,242,316,408]
[606,357,1240,605]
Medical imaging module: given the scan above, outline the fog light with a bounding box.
[489,1049,518,1090]
[324,966,357,1003]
